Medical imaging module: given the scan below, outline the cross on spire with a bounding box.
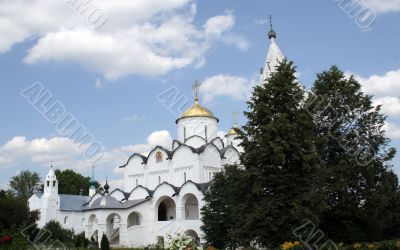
[192,80,201,102]
[268,14,273,30]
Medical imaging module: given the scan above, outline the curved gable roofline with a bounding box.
[127,185,153,199]
[184,135,206,143]
[220,145,240,159]
[172,140,182,149]
[119,153,148,168]
[147,146,173,160]
[152,181,179,196]
[170,141,222,160]
[84,191,104,206]
[178,180,210,194]
[109,188,128,200]
[210,137,225,148]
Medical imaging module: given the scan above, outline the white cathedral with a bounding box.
[28,26,284,248]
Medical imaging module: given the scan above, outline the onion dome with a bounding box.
[226,127,238,136]
[176,81,218,123]
[181,99,216,119]
[268,29,277,39]
[267,14,277,39]
[89,177,97,187]
[104,179,110,194]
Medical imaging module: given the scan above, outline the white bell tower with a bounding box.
[42,164,60,223]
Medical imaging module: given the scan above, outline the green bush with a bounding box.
[74,232,89,248]
[376,240,399,250]
[101,233,110,250]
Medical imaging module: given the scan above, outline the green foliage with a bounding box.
[307,66,399,242]
[43,220,74,244]
[201,63,400,248]
[55,169,99,196]
[0,193,39,230]
[201,165,249,249]
[9,170,41,200]
[238,60,322,247]
[101,233,110,250]
[74,232,89,248]
[0,227,31,250]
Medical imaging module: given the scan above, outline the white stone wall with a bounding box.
[177,117,219,142]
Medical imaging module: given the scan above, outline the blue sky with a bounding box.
[0,0,399,189]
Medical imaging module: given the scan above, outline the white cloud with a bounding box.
[383,122,400,139]
[0,0,245,79]
[200,74,253,103]
[353,69,400,117]
[0,130,172,174]
[354,69,400,97]
[204,11,235,38]
[373,97,400,116]
[363,0,400,14]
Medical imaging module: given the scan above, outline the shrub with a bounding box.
[165,234,199,250]
[101,233,110,250]
[74,232,89,248]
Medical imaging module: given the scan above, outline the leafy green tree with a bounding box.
[9,170,40,200]
[306,66,398,242]
[201,165,251,249]
[55,169,98,196]
[43,220,74,244]
[101,233,110,250]
[238,60,323,247]
[0,194,39,230]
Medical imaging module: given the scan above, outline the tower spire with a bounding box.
[260,15,284,83]
[268,14,277,39]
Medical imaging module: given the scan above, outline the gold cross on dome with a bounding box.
[192,80,201,101]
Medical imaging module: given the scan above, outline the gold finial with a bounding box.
[192,80,201,103]
[233,111,238,127]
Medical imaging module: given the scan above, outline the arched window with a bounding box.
[184,172,187,182]
[53,181,56,187]
[47,181,49,187]
[205,125,208,141]
[209,172,212,180]
[158,176,161,184]
[156,151,163,163]
[136,179,138,186]
[184,127,187,140]
[64,216,69,225]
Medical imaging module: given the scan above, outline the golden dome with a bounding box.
[227,127,238,135]
[176,99,218,123]
[226,123,239,136]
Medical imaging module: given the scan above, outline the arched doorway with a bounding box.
[106,213,121,245]
[182,194,199,220]
[87,214,98,241]
[157,196,176,221]
[127,211,142,228]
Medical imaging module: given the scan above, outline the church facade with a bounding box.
[28,26,284,248]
